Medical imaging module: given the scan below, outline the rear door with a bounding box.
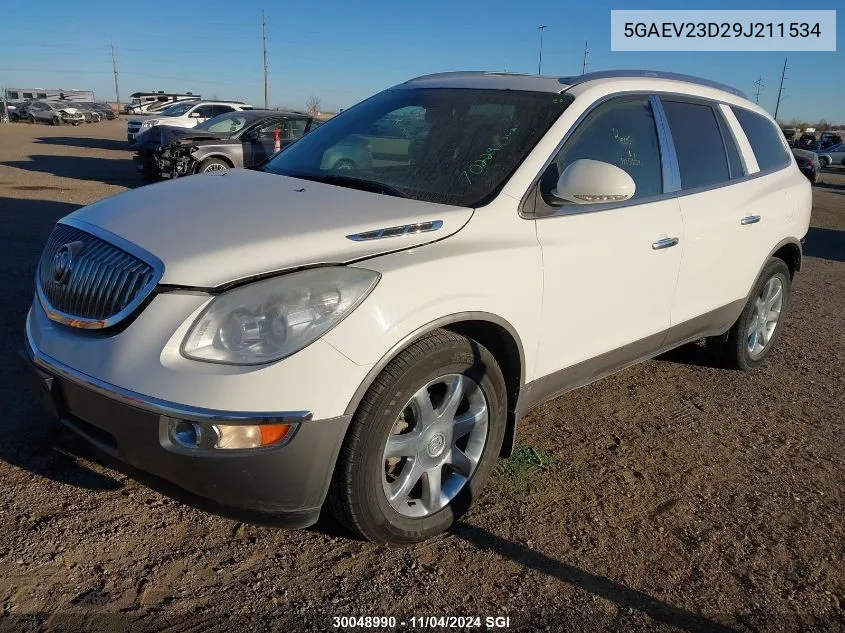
[659,97,776,335]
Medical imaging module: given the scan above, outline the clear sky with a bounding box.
[1,0,842,123]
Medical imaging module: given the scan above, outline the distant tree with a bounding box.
[306,95,322,115]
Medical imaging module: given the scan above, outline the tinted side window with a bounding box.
[212,105,235,116]
[547,97,663,201]
[732,107,792,171]
[662,100,729,190]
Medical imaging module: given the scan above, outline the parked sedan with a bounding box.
[26,100,85,125]
[70,102,102,123]
[91,102,118,120]
[133,110,314,179]
[816,143,845,168]
[792,148,820,183]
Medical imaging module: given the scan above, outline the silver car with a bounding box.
[26,100,85,125]
[816,143,845,168]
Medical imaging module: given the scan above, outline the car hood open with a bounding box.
[68,168,473,288]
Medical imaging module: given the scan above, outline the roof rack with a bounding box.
[558,70,747,99]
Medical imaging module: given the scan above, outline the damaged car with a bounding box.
[133,110,315,180]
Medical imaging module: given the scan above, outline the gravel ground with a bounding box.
[1,120,843,633]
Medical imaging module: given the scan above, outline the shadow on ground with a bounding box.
[34,136,130,152]
[804,226,845,263]
[452,523,739,633]
[4,155,139,187]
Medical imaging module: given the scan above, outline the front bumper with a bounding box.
[23,331,352,527]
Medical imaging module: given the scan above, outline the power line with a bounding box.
[110,41,121,108]
[262,9,269,109]
[774,57,788,120]
[753,76,764,104]
[582,40,590,75]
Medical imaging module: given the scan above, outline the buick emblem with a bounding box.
[52,241,84,285]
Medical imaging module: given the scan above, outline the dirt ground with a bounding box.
[0,120,843,633]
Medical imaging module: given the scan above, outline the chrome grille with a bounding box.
[37,222,161,329]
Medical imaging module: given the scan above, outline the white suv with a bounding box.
[126,100,252,143]
[25,70,811,544]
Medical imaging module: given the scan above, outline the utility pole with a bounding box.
[753,76,764,104]
[110,41,121,112]
[537,26,547,75]
[581,40,590,75]
[774,57,788,121]
[262,10,268,109]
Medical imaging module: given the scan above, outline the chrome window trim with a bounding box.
[24,322,313,425]
[713,104,750,177]
[519,89,792,220]
[35,217,165,330]
[649,95,681,193]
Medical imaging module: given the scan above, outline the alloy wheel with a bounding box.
[747,276,784,358]
[382,374,488,518]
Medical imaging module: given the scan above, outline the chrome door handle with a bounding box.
[652,237,679,250]
[741,215,761,225]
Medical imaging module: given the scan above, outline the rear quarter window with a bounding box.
[731,107,791,172]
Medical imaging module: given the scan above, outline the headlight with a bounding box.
[181,267,379,365]
[142,119,159,128]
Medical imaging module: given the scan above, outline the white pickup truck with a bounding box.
[127,100,252,143]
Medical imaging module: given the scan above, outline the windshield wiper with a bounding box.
[289,173,410,199]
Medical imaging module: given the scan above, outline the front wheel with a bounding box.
[819,156,830,168]
[329,329,507,545]
[197,158,230,173]
[708,258,791,370]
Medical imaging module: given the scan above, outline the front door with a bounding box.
[532,95,683,387]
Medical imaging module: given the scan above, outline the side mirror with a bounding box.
[550,159,636,205]
[189,112,203,118]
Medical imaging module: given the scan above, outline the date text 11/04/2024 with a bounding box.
[332,616,512,628]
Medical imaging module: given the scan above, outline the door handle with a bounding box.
[652,237,679,250]
[741,215,761,225]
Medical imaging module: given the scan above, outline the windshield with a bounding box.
[197,112,251,134]
[158,101,196,117]
[263,88,572,207]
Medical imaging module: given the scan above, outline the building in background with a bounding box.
[3,87,95,102]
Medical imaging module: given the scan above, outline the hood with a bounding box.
[68,169,473,288]
[140,125,229,148]
[59,107,80,114]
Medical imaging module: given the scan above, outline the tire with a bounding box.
[28,115,35,124]
[819,156,830,169]
[52,116,61,126]
[708,258,791,371]
[333,159,356,172]
[329,329,507,545]
[197,158,230,174]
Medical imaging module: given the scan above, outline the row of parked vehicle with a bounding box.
[7,100,117,125]
[127,97,335,180]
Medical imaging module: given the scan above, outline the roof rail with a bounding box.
[559,70,748,99]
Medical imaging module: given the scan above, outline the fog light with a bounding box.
[170,419,203,448]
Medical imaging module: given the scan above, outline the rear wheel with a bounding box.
[329,329,507,545]
[28,115,35,124]
[197,158,229,173]
[708,258,791,370]
[819,156,830,168]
